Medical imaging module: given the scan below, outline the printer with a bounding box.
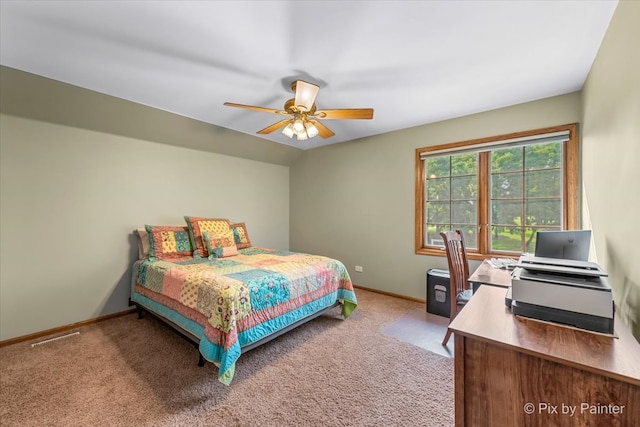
[510,255,614,334]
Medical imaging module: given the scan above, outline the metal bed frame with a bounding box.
[131,298,342,367]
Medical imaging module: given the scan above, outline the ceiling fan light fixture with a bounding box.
[282,123,295,138]
[305,121,319,138]
[292,117,305,133]
[294,81,320,112]
[296,130,309,141]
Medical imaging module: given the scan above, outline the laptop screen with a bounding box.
[534,230,591,261]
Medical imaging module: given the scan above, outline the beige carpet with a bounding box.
[0,290,454,427]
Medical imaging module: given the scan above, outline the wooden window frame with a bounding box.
[415,123,579,260]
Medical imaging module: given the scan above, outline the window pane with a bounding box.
[525,142,562,170]
[425,152,479,248]
[426,225,449,247]
[492,147,523,173]
[451,153,477,176]
[451,176,477,200]
[452,201,477,224]
[456,226,478,249]
[426,177,450,201]
[491,172,523,199]
[523,228,536,253]
[492,200,522,226]
[525,200,561,227]
[525,170,561,198]
[426,156,450,178]
[426,202,450,223]
[491,226,523,252]
[490,143,563,253]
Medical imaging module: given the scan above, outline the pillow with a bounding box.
[134,227,151,259]
[202,230,238,259]
[230,222,252,249]
[184,216,232,258]
[145,225,194,260]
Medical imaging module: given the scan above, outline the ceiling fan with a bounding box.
[223,80,374,141]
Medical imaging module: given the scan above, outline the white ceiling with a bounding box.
[0,1,618,150]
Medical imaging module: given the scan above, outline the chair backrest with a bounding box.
[440,230,471,315]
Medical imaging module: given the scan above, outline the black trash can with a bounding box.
[426,269,451,318]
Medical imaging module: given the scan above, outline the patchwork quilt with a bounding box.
[131,247,357,384]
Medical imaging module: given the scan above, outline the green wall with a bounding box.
[581,0,640,339]
[0,114,290,340]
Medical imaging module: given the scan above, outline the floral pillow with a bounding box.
[145,225,193,260]
[202,230,238,259]
[230,222,252,249]
[184,216,231,258]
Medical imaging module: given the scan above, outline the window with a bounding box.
[425,153,479,249]
[415,124,578,260]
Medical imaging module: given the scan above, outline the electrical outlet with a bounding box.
[355,266,363,273]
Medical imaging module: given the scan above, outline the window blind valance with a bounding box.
[419,130,570,159]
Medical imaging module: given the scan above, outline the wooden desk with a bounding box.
[469,259,512,290]
[448,285,640,427]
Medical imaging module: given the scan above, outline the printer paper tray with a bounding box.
[512,300,614,335]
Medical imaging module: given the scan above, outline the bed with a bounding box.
[129,217,357,385]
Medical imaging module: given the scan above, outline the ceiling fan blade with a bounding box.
[314,108,374,120]
[257,119,291,135]
[223,102,287,115]
[309,120,335,139]
[294,80,320,112]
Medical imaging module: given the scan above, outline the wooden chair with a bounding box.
[440,230,473,347]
